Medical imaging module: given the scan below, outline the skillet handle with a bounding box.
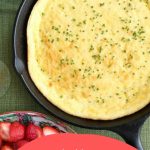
[111,116,148,150]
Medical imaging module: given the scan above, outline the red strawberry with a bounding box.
[43,126,59,136]
[0,137,2,148]
[25,124,43,141]
[13,140,29,149]
[9,122,25,142]
[0,122,11,141]
[1,145,13,150]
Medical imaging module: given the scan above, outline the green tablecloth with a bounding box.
[0,0,149,149]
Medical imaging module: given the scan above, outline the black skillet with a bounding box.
[13,0,150,149]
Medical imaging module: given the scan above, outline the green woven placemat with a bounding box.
[0,0,149,149]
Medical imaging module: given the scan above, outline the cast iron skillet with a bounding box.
[13,0,150,149]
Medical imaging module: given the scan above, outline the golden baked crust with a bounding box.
[27,0,150,120]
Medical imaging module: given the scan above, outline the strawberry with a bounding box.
[13,140,29,149]
[0,122,11,141]
[1,145,13,150]
[43,126,59,136]
[25,124,43,141]
[0,137,2,148]
[9,122,25,142]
